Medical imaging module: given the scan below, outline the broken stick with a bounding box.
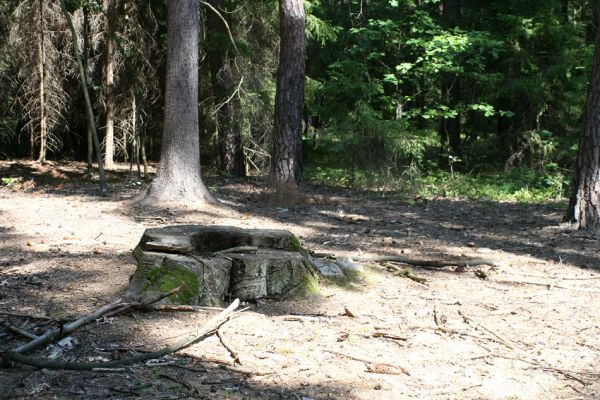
[3,299,240,370]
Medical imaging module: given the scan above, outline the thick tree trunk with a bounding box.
[206,0,245,177]
[271,0,306,186]
[37,0,46,164]
[565,10,600,232]
[142,0,213,204]
[103,0,115,169]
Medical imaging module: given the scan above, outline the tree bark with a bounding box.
[271,0,306,186]
[565,8,600,232]
[142,0,213,204]
[103,0,115,169]
[37,0,46,164]
[206,0,245,177]
[83,6,93,170]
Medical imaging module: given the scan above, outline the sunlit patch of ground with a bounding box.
[0,160,598,399]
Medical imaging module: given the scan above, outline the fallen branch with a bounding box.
[12,286,184,354]
[0,321,38,340]
[3,299,240,370]
[313,253,500,270]
[355,255,500,269]
[492,279,600,293]
[458,310,515,350]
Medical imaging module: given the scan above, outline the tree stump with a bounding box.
[127,225,319,306]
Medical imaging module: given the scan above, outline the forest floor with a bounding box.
[0,159,599,400]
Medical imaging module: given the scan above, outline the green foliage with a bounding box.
[1,177,20,186]
[305,165,569,203]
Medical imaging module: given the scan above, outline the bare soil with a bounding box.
[0,160,599,400]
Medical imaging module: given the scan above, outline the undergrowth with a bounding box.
[304,165,570,203]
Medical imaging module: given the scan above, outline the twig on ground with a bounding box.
[217,329,241,365]
[490,354,596,386]
[378,262,428,284]
[371,331,408,341]
[458,310,515,350]
[492,279,600,293]
[324,349,410,375]
[1,321,39,340]
[3,299,240,370]
[417,324,491,342]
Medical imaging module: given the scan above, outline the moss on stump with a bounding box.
[128,225,319,306]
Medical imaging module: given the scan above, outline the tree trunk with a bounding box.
[37,0,46,164]
[206,0,245,177]
[438,0,461,167]
[142,0,213,205]
[271,0,306,186]
[103,0,115,169]
[83,6,93,170]
[565,8,600,232]
[61,0,107,195]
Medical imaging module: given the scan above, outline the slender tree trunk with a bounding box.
[565,8,600,232]
[132,90,141,178]
[103,0,115,169]
[83,6,93,170]
[141,125,148,179]
[271,0,306,186]
[29,126,35,159]
[61,0,107,195]
[37,0,47,164]
[438,0,461,167]
[142,0,213,204]
[206,0,245,177]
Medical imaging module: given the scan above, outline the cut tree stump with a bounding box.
[128,225,319,306]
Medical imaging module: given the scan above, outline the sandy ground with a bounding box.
[0,160,599,400]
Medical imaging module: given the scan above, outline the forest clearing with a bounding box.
[2,0,600,398]
[0,160,598,400]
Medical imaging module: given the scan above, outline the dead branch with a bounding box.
[3,299,240,370]
[492,279,600,293]
[354,255,501,269]
[458,310,515,350]
[12,286,184,354]
[313,253,500,270]
[216,329,241,365]
[370,331,408,341]
[0,321,39,340]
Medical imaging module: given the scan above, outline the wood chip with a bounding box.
[366,363,406,375]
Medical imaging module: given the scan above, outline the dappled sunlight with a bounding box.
[1,164,599,399]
